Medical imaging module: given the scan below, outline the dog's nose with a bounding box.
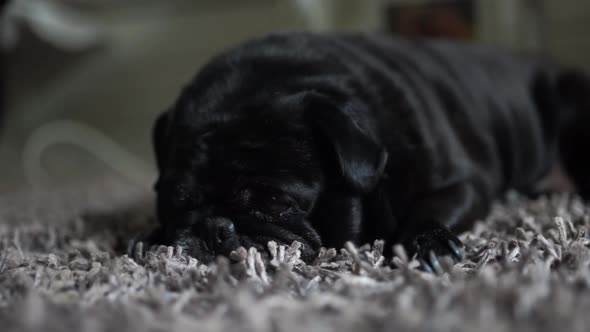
[204,217,236,251]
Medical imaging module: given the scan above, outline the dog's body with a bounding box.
[147,32,590,267]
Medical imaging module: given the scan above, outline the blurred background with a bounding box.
[1,0,589,194]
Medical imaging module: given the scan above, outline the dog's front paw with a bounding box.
[404,223,465,274]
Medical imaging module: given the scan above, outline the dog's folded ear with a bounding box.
[153,111,170,171]
[303,93,388,193]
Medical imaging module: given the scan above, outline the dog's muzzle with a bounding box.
[200,217,236,252]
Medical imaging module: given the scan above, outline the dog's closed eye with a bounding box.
[266,195,293,216]
[231,186,296,218]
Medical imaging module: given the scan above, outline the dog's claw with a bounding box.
[419,259,434,273]
[428,250,444,275]
[404,222,465,274]
[447,239,464,261]
[127,237,138,258]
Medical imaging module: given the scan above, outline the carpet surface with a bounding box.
[1,179,590,332]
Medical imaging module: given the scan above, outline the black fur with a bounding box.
[144,32,590,266]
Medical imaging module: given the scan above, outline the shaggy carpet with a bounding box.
[1,179,590,332]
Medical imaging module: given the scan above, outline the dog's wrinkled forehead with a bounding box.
[161,114,322,203]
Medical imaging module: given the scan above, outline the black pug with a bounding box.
[139,32,590,270]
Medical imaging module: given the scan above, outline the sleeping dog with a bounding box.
[139,32,590,270]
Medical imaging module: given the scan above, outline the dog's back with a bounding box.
[318,34,558,197]
[188,32,588,202]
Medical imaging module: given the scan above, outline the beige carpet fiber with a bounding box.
[1,179,590,332]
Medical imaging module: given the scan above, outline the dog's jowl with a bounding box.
[140,32,590,270]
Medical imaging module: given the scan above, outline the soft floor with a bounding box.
[1,179,590,332]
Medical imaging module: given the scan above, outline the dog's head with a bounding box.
[152,90,388,262]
